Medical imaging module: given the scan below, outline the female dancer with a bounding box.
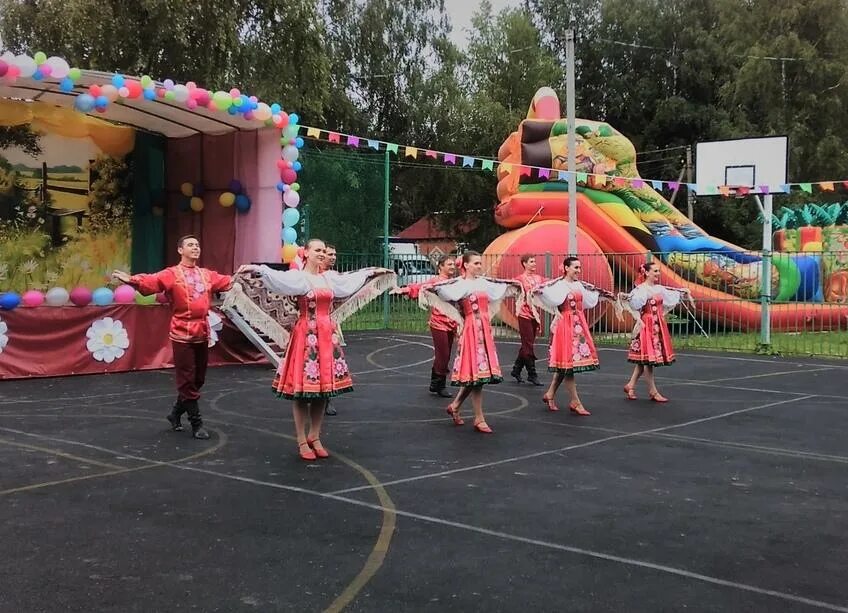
[617,261,694,402]
[419,251,521,433]
[231,239,395,460]
[533,256,614,415]
[391,254,458,397]
[510,255,545,385]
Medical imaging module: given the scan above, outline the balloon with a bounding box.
[280,168,297,184]
[219,192,235,207]
[163,78,175,90]
[118,86,130,98]
[74,94,95,112]
[113,284,136,304]
[293,162,302,172]
[276,182,285,192]
[101,84,119,102]
[283,125,299,140]
[15,54,37,78]
[290,182,300,192]
[283,227,298,244]
[125,80,143,99]
[140,75,153,88]
[295,137,304,148]
[92,287,114,306]
[180,182,194,197]
[271,103,281,114]
[289,113,300,125]
[283,207,300,227]
[0,292,20,310]
[143,88,156,101]
[33,51,47,64]
[112,74,125,88]
[235,195,251,213]
[70,287,92,306]
[45,287,70,306]
[155,292,169,304]
[282,145,299,162]
[172,84,189,102]
[228,179,242,194]
[59,77,74,93]
[94,95,109,109]
[212,91,232,111]
[68,67,81,81]
[135,292,157,305]
[190,196,204,212]
[283,190,300,208]
[281,243,298,263]
[22,290,45,307]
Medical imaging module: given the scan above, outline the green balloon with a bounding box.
[68,67,81,81]
[34,51,47,64]
[597,125,614,137]
[135,292,157,305]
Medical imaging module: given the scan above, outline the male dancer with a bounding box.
[392,254,458,397]
[511,254,545,385]
[113,235,234,439]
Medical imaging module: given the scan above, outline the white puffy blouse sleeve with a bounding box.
[257,266,311,296]
[625,285,649,311]
[659,285,683,313]
[325,268,388,298]
[578,282,600,309]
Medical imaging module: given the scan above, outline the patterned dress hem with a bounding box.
[451,375,503,387]
[548,364,599,374]
[627,358,675,367]
[273,386,354,400]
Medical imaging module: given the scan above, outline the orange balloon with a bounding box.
[281,243,298,263]
[190,196,204,212]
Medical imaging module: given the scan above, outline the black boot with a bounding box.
[526,359,544,386]
[166,399,186,432]
[429,371,452,398]
[325,400,337,416]
[184,399,210,440]
[510,357,525,383]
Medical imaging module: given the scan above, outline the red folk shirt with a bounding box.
[516,273,545,321]
[406,275,458,332]
[129,264,233,343]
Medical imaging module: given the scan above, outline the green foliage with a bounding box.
[88,154,132,233]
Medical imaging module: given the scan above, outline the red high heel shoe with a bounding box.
[542,394,559,412]
[473,419,493,434]
[649,391,669,403]
[446,404,465,426]
[298,441,316,461]
[623,384,637,400]
[569,402,591,416]
[307,437,330,459]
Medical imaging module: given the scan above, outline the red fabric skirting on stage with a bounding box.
[0,305,266,379]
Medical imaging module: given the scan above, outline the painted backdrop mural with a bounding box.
[0,99,135,292]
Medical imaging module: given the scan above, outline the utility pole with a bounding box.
[686,145,694,220]
[566,29,577,255]
[382,148,391,328]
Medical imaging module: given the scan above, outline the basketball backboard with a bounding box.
[695,136,788,195]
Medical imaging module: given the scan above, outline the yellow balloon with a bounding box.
[219,192,236,207]
[181,182,194,197]
[281,243,298,263]
[190,196,204,212]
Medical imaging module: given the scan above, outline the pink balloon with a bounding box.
[70,287,92,306]
[22,290,45,307]
[155,292,169,304]
[113,284,136,304]
[281,168,297,184]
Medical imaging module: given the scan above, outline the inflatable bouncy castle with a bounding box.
[483,87,848,332]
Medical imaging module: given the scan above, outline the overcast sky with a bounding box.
[445,0,523,48]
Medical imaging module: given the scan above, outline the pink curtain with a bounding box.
[164,129,281,273]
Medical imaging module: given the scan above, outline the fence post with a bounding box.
[382,148,391,329]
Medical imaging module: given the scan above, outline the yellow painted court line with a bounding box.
[0,436,124,470]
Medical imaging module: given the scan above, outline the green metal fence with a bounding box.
[334,250,848,359]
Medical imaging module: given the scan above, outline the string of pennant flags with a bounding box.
[301,124,846,196]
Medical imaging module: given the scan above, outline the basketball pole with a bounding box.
[566,29,577,256]
[755,193,773,348]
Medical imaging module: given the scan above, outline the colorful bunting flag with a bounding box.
[425,150,438,159]
[669,181,681,191]
[481,160,494,171]
[719,185,731,197]
[462,156,474,168]
[821,181,835,191]
[631,179,644,189]
[306,127,321,138]
[576,172,588,184]
[518,165,532,177]
[557,171,570,182]
[612,177,627,187]
[800,182,812,193]
[758,185,770,194]
[347,135,360,147]
[444,154,456,165]
[328,132,341,144]
[386,143,399,154]
[780,184,791,193]
[405,147,418,158]
[501,162,513,174]
[651,180,663,190]
[367,139,380,150]
[538,168,550,179]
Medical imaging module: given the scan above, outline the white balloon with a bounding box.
[15,54,37,78]
[45,287,70,306]
[101,84,119,102]
[254,103,272,121]
[172,84,189,102]
[282,145,299,163]
[283,189,300,207]
[46,56,70,79]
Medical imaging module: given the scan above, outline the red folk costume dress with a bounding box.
[420,277,520,387]
[619,283,685,367]
[227,266,395,399]
[533,279,602,374]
